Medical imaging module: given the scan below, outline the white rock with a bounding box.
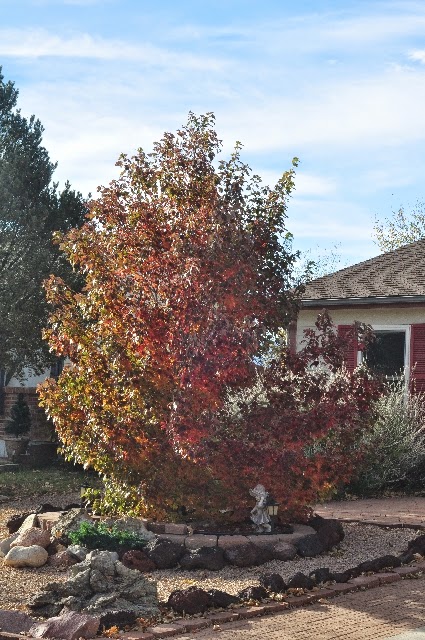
[11,527,51,549]
[0,532,19,558]
[17,513,39,534]
[4,545,48,568]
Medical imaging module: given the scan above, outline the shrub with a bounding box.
[348,380,425,494]
[68,520,148,552]
[5,393,31,437]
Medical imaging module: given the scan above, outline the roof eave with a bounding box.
[301,295,425,308]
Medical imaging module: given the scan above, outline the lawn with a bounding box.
[0,465,98,499]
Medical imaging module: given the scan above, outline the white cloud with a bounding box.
[408,49,425,63]
[0,28,223,71]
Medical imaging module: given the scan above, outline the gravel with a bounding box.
[0,494,420,610]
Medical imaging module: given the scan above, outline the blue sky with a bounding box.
[2,0,425,267]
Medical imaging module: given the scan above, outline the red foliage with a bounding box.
[39,114,382,519]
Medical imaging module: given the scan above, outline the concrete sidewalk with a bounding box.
[172,575,425,640]
[314,496,425,529]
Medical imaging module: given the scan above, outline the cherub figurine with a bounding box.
[249,484,271,533]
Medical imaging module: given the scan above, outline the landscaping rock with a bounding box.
[259,572,286,593]
[4,544,48,567]
[168,586,211,615]
[330,569,352,583]
[237,585,268,601]
[17,513,39,533]
[47,550,80,568]
[0,531,19,557]
[0,609,35,633]
[269,541,297,561]
[309,567,332,584]
[6,511,32,534]
[29,610,100,639]
[11,526,51,549]
[99,609,138,629]
[145,538,185,569]
[207,589,240,608]
[179,547,226,571]
[67,544,89,561]
[408,533,425,555]
[121,549,156,573]
[224,542,272,567]
[35,503,64,514]
[309,516,344,551]
[398,549,416,565]
[357,554,402,573]
[287,572,315,590]
[50,509,92,541]
[295,533,325,558]
[28,550,159,620]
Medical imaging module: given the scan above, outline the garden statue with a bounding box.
[249,484,271,532]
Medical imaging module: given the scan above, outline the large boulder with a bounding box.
[179,547,225,571]
[145,538,185,569]
[28,550,159,620]
[11,526,51,549]
[168,586,211,615]
[4,544,48,568]
[223,542,272,567]
[29,611,99,639]
[47,550,81,568]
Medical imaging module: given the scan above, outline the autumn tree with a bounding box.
[40,113,382,519]
[0,68,86,384]
[374,201,425,252]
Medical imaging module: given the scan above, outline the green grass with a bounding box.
[0,466,99,498]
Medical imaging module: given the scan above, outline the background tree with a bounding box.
[374,201,425,252]
[40,113,382,519]
[0,68,87,384]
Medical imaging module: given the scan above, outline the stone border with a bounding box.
[7,562,425,639]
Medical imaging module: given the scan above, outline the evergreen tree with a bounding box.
[0,68,87,383]
[5,393,31,437]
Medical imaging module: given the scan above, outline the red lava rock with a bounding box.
[121,549,156,572]
[167,586,211,615]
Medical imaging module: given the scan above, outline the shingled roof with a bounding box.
[302,238,425,304]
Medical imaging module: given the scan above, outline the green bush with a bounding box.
[5,393,31,437]
[68,520,148,552]
[348,381,425,495]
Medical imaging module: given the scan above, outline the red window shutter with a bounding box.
[410,324,425,394]
[338,324,358,372]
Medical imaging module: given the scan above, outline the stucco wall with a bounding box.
[296,305,425,349]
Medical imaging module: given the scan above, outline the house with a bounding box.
[0,365,60,461]
[292,239,425,392]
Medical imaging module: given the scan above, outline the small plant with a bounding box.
[68,520,148,552]
[5,393,31,437]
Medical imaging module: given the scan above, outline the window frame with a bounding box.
[357,324,411,385]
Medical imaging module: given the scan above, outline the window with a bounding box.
[360,326,410,382]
